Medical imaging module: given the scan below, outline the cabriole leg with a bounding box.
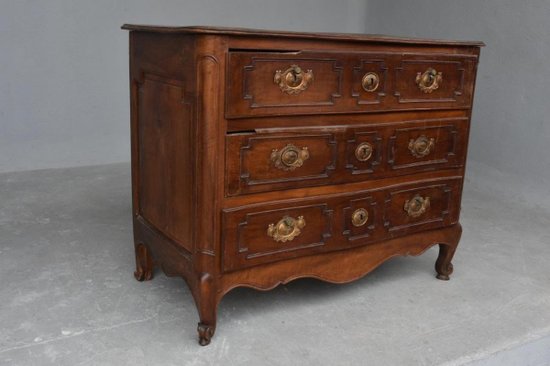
[435,243,457,281]
[134,243,154,281]
[195,273,218,346]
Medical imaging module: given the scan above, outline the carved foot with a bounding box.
[193,273,218,345]
[197,323,215,346]
[436,262,454,281]
[134,243,153,281]
[435,243,457,281]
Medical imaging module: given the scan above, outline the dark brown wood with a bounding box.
[121,24,485,47]
[124,25,482,346]
[222,177,461,272]
[226,51,477,118]
[225,117,469,195]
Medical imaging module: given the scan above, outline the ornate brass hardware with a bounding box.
[415,68,443,93]
[274,65,314,95]
[271,144,310,171]
[408,135,435,158]
[351,208,369,227]
[404,195,430,218]
[361,72,380,92]
[355,142,373,162]
[267,215,306,243]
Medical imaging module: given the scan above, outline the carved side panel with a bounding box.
[137,74,193,253]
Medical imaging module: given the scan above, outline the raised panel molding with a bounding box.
[351,58,388,105]
[242,57,343,108]
[394,59,466,103]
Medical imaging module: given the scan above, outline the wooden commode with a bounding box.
[122,25,483,346]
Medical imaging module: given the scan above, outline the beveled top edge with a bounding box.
[121,24,485,47]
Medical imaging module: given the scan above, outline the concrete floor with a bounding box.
[1,163,549,366]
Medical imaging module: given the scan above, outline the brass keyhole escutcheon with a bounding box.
[362,72,380,92]
[352,208,369,227]
[355,142,373,162]
[271,144,310,171]
[267,215,306,243]
[408,135,435,158]
[274,65,314,95]
[404,195,430,218]
[415,68,443,93]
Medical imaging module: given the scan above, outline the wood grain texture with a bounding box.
[124,26,481,345]
[226,118,468,196]
[122,24,484,47]
[226,51,477,118]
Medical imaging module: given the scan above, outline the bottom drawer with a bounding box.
[222,178,462,272]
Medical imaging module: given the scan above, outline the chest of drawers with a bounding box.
[122,25,483,346]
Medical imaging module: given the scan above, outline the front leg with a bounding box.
[134,243,154,281]
[434,223,461,281]
[193,273,218,346]
[435,243,456,280]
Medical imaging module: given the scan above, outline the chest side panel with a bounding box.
[130,33,197,253]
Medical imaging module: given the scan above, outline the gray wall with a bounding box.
[3,1,549,208]
[0,0,368,173]
[366,0,550,207]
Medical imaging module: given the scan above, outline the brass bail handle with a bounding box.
[408,135,435,158]
[274,65,314,95]
[271,143,310,171]
[415,68,442,93]
[404,195,430,218]
[287,66,303,86]
[267,215,306,243]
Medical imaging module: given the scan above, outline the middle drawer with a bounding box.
[226,117,468,196]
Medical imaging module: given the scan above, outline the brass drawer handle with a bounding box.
[415,68,442,93]
[274,65,314,95]
[267,215,306,242]
[404,195,430,218]
[355,142,373,162]
[362,72,380,92]
[352,208,369,227]
[271,144,310,171]
[408,135,435,158]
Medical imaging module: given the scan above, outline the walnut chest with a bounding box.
[122,25,483,346]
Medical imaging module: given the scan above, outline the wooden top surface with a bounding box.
[121,24,484,47]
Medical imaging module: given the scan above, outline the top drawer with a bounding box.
[225,51,478,118]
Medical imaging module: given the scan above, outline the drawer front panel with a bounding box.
[226,118,468,196]
[387,123,467,172]
[223,202,334,272]
[384,181,461,236]
[226,133,337,196]
[226,52,343,118]
[223,178,461,271]
[226,51,477,118]
[394,56,474,107]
